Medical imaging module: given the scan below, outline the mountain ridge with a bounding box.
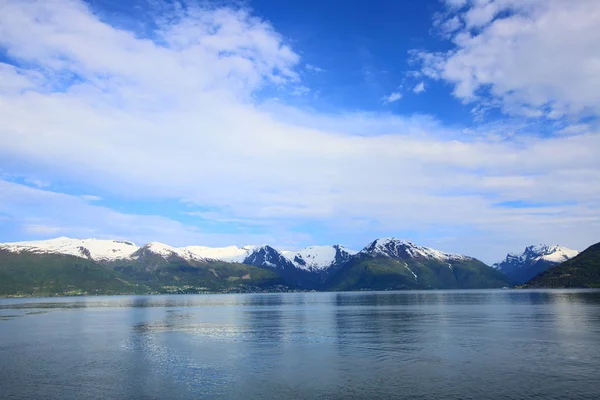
[1,236,588,296]
[525,242,600,288]
[492,244,579,284]
[0,237,361,273]
[327,238,511,291]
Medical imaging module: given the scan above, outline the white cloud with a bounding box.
[23,177,50,188]
[291,85,310,96]
[0,63,45,94]
[382,92,402,104]
[22,224,65,236]
[557,123,590,136]
[0,0,299,98]
[413,82,426,94]
[0,0,598,261]
[444,0,468,9]
[440,16,462,34]
[0,180,306,248]
[80,194,102,201]
[305,64,324,73]
[463,0,500,28]
[417,0,600,118]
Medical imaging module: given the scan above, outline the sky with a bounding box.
[0,0,599,263]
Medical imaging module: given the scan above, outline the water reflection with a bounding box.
[2,290,600,399]
[125,296,150,399]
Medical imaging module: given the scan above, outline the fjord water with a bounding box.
[1,290,599,400]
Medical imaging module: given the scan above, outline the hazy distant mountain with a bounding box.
[526,242,600,288]
[492,244,579,284]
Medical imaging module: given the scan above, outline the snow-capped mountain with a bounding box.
[243,245,296,269]
[200,244,327,288]
[0,237,366,288]
[130,242,193,264]
[283,245,357,272]
[0,237,138,261]
[492,244,579,284]
[0,237,358,273]
[179,245,256,263]
[131,243,266,264]
[522,244,579,263]
[0,236,515,291]
[358,237,470,262]
[0,237,263,264]
[328,237,509,290]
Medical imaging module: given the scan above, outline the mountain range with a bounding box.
[525,242,600,288]
[492,244,579,284]
[0,236,591,296]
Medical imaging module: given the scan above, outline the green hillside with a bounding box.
[110,258,286,293]
[526,242,600,288]
[0,250,287,297]
[326,256,511,291]
[0,240,523,296]
[0,250,146,297]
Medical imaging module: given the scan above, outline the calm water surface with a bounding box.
[1,290,600,399]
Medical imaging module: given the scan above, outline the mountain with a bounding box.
[169,243,356,289]
[283,245,356,271]
[0,236,517,295]
[0,237,261,264]
[0,237,139,262]
[525,242,600,288]
[0,239,287,296]
[492,244,579,284]
[236,245,314,288]
[0,249,145,297]
[0,238,344,291]
[177,244,255,263]
[327,238,511,290]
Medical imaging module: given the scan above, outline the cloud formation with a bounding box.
[417,0,600,118]
[0,0,598,262]
[413,82,426,94]
[305,64,325,73]
[382,92,402,104]
[0,180,290,247]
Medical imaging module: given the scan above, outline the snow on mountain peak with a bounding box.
[283,245,357,271]
[492,244,579,270]
[242,245,292,269]
[491,244,580,284]
[180,245,255,263]
[360,237,468,261]
[0,237,274,265]
[518,244,579,264]
[141,242,179,257]
[0,237,138,261]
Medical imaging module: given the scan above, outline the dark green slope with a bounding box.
[110,258,286,293]
[0,250,146,297]
[326,255,511,291]
[0,250,288,297]
[526,242,600,288]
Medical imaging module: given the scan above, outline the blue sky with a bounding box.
[0,0,599,263]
